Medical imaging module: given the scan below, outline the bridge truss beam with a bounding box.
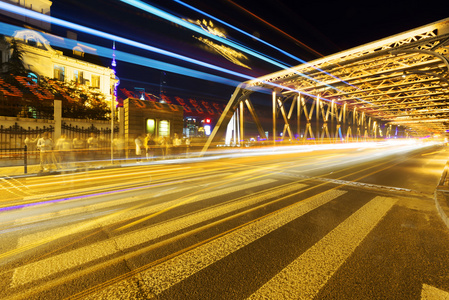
[202,18,449,154]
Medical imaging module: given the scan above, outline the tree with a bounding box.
[2,38,28,76]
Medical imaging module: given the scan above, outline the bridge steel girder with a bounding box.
[201,18,449,154]
[200,84,247,155]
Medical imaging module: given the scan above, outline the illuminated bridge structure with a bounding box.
[203,18,449,152]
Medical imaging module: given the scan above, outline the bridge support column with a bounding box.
[297,95,301,141]
[239,100,244,144]
[272,91,277,145]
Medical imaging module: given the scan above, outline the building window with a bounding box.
[146,119,155,134]
[158,120,170,137]
[53,65,65,81]
[74,70,84,84]
[91,75,100,88]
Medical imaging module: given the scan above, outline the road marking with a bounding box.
[13,186,197,246]
[79,189,347,298]
[11,177,272,251]
[421,284,449,299]
[225,164,280,179]
[10,179,277,287]
[0,167,192,199]
[247,196,396,300]
[421,150,446,156]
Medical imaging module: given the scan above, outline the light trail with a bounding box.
[0,22,241,87]
[120,0,350,94]
[0,1,354,103]
[172,0,358,90]
[174,0,313,61]
[0,1,368,106]
[0,175,196,213]
[0,4,256,81]
[119,0,292,69]
[0,19,326,100]
[47,145,429,299]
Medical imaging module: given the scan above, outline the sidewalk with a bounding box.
[0,153,200,178]
[0,155,157,178]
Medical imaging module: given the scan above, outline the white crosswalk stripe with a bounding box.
[421,284,449,299]
[14,178,275,247]
[247,196,397,299]
[10,179,279,287]
[82,189,348,299]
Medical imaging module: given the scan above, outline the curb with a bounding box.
[435,163,449,230]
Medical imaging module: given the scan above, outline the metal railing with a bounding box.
[0,146,28,173]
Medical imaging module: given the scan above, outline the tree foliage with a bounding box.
[2,38,28,77]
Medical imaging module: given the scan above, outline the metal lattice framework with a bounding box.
[202,18,449,153]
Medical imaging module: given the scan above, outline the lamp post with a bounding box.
[111,41,118,164]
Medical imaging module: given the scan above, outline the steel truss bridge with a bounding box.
[202,18,449,153]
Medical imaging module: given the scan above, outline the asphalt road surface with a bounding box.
[0,141,448,299]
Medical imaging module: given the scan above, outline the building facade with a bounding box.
[0,29,117,103]
[124,97,184,143]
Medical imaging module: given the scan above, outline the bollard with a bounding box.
[24,145,27,174]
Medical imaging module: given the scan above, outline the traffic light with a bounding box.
[204,118,211,124]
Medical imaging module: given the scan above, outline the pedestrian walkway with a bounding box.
[0,160,130,178]
[0,153,200,178]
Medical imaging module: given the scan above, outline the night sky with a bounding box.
[50,0,448,103]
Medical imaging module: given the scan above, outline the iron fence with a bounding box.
[0,122,118,168]
[61,122,118,160]
[0,123,53,163]
[0,146,28,173]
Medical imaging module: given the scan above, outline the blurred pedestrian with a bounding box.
[113,135,125,162]
[24,135,38,159]
[72,135,85,164]
[173,133,182,158]
[36,132,54,172]
[87,133,99,161]
[55,134,72,168]
[158,136,167,158]
[185,137,191,157]
[165,135,173,158]
[144,133,155,161]
[135,134,143,162]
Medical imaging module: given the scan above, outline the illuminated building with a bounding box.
[0,28,117,104]
[124,97,184,144]
[117,88,226,138]
[0,0,117,105]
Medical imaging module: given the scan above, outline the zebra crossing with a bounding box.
[1,175,448,300]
